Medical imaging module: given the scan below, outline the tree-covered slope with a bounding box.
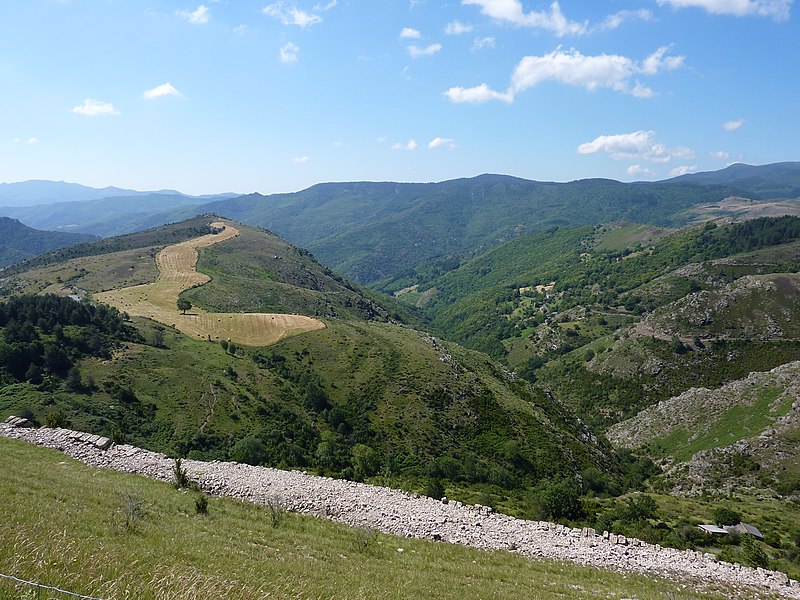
[670,162,800,199]
[0,217,97,268]
[201,175,743,284]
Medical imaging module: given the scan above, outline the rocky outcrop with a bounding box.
[1,422,797,599]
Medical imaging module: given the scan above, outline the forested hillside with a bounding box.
[0,217,635,518]
[0,217,96,268]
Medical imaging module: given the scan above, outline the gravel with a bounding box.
[2,422,798,599]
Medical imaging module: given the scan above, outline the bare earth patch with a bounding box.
[95,221,325,346]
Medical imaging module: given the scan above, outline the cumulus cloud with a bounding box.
[13,137,38,144]
[263,2,322,27]
[178,4,209,24]
[446,46,684,103]
[445,20,474,34]
[472,36,496,50]
[400,27,422,38]
[595,9,653,31]
[577,130,694,164]
[627,164,655,177]
[392,139,418,150]
[657,0,791,20]
[710,150,730,159]
[408,43,442,58]
[71,99,119,116]
[463,0,588,36]
[293,155,310,164]
[723,118,746,131]
[280,42,300,63]
[143,83,181,100]
[670,165,698,176]
[428,137,457,149]
[444,83,513,104]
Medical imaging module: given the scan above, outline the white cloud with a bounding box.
[71,99,119,116]
[710,150,730,159]
[13,137,38,144]
[462,0,589,36]
[640,45,685,75]
[428,137,457,149]
[626,164,655,177]
[143,83,181,100]
[280,42,300,63]
[233,24,248,35]
[178,4,209,24]
[670,165,698,176]
[293,155,310,164]
[577,130,694,164]
[392,139,418,150]
[445,46,684,103]
[314,0,337,10]
[595,9,653,31]
[445,20,474,34]
[657,0,791,20]
[472,36,496,50]
[408,43,442,58]
[444,83,513,104]
[723,118,746,131]
[400,27,422,38]
[263,2,322,27]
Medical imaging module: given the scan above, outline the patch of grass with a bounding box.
[652,387,793,463]
[0,437,731,600]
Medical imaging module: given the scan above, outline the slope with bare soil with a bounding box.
[95,221,325,346]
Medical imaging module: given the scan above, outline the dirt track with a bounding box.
[95,221,325,346]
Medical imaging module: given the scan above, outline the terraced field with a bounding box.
[95,221,325,346]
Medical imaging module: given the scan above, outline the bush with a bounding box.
[425,478,445,500]
[173,458,189,489]
[231,436,269,466]
[194,493,209,515]
[713,506,741,527]
[741,534,769,568]
[543,481,584,520]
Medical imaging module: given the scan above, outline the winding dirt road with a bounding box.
[95,221,325,346]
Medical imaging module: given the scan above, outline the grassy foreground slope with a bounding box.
[0,436,734,600]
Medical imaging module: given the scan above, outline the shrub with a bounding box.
[267,499,287,528]
[173,458,189,489]
[194,493,209,515]
[425,478,445,500]
[116,492,146,533]
[741,534,769,568]
[713,507,741,527]
[543,481,584,520]
[231,436,269,466]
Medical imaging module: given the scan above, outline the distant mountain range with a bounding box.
[2,162,799,282]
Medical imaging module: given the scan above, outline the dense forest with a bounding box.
[0,294,136,388]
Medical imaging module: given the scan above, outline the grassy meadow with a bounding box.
[0,436,736,600]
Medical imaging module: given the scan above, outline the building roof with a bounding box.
[698,524,729,535]
[725,523,764,539]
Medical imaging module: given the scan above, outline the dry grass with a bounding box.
[95,221,325,347]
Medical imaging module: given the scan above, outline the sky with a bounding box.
[0,0,798,195]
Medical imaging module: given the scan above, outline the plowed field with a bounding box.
[95,221,325,346]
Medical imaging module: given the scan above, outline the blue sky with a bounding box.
[0,0,797,194]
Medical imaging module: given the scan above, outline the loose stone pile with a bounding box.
[2,421,798,599]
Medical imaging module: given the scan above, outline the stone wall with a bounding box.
[2,420,797,599]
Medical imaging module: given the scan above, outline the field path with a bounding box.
[95,221,325,346]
